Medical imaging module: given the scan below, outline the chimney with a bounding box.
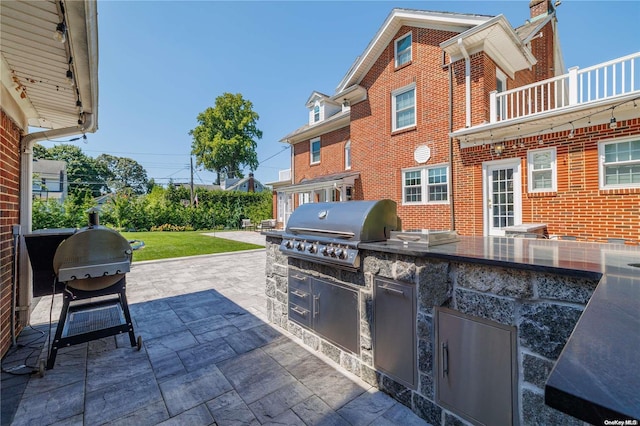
[248,173,255,193]
[529,0,552,19]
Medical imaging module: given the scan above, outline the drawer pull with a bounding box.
[291,290,307,298]
[442,342,449,378]
[380,285,404,296]
[291,306,307,316]
[291,274,307,281]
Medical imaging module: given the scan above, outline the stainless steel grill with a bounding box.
[280,200,399,270]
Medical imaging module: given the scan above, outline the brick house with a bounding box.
[276,1,639,243]
[0,1,99,357]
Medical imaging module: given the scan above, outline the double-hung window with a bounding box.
[527,147,557,192]
[395,32,412,67]
[310,138,321,164]
[313,105,320,122]
[599,137,640,189]
[402,165,449,205]
[392,84,416,131]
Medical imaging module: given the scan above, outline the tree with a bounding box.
[33,144,109,197]
[96,154,149,195]
[190,93,262,184]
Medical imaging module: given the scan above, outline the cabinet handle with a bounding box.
[313,295,320,318]
[380,285,404,296]
[292,274,307,281]
[442,342,449,378]
[291,290,307,298]
[291,306,307,316]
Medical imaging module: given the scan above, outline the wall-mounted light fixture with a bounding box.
[66,69,74,86]
[494,142,505,156]
[568,122,575,138]
[54,21,66,43]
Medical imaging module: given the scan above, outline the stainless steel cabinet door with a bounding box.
[373,278,416,389]
[312,278,359,354]
[436,307,517,426]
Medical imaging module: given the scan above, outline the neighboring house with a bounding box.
[0,0,99,357]
[174,173,268,193]
[278,1,639,242]
[32,159,68,202]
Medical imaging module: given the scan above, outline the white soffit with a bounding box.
[336,8,491,93]
[441,15,537,79]
[0,0,98,130]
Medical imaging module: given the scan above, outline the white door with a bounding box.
[483,159,522,236]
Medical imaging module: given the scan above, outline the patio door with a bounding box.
[483,159,522,236]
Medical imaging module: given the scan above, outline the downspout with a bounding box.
[17,114,96,327]
[458,38,471,128]
[448,62,456,231]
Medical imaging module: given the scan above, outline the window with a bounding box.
[310,138,321,164]
[395,32,412,67]
[402,165,449,205]
[313,105,320,122]
[428,167,448,201]
[345,140,351,170]
[599,138,640,189]
[527,147,556,192]
[404,170,422,203]
[392,84,416,131]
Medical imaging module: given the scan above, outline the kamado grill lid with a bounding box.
[53,226,132,291]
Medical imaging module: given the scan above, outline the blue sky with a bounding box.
[49,0,640,187]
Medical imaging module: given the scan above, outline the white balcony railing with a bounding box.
[278,168,291,182]
[490,52,640,123]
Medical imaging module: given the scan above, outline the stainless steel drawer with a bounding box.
[288,302,311,328]
[288,271,311,310]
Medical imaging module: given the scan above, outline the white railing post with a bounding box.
[490,90,497,123]
[568,66,579,106]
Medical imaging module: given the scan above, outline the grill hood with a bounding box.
[284,200,398,243]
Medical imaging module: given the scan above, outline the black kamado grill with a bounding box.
[42,210,141,373]
[280,200,399,270]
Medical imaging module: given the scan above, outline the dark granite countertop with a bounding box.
[360,236,640,423]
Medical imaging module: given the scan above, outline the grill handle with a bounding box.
[288,227,355,239]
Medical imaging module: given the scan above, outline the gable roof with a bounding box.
[335,8,492,93]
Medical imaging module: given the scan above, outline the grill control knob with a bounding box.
[307,244,317,253]
[336,249,347,259]
[321,247,329,256]
[296,242,304,251]
[285,240,293,249]
[329,248,337,257]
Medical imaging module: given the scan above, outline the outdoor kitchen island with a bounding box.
[264,230,640,425]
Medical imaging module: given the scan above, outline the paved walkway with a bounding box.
[2,233,427,425]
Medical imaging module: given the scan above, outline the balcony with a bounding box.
[455,52,640,145]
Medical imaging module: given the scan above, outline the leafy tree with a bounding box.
[190,93,262,184]
[96,154,149,195]
[33,144,108,197]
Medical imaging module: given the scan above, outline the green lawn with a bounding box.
[120,231,263,262]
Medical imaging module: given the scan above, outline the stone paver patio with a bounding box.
[2,231,427,425]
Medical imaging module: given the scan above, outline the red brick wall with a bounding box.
[293,126,350,184]
[350,26,459,230]
[1,109,22,357]
[456,118,640,242]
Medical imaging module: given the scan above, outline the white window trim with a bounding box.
[345,140,351,170]
[599,136,640,190]
[527,147,557,192]
[394,31,412,68]
[401,164,450,206]
[310,138,321,165]
[392,83,416,132]
[313,104,320,123]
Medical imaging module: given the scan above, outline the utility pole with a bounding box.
[190,156,194,206]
